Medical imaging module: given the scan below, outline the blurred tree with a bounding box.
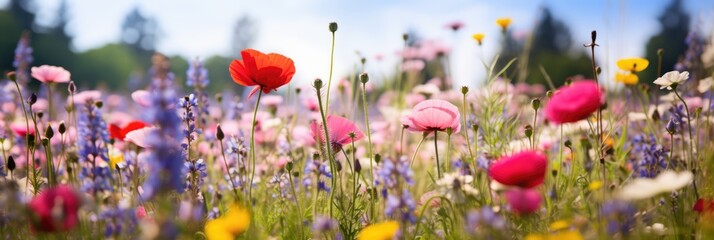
[642,0,689,83]
[203,55,242,93]
[121,7,160,66]
[0,11,23,72]
[231,16,257,57]
[7,0,34,30]
[495,7,592,87]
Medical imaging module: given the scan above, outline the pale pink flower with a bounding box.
[131,90,152,107]
[401,99,461,134]
[71,90,102,105]
[261,95,284,107]
[402,60,425,72]
[124,127,157,148]
[310,115,364,151]
[31,65,71,83]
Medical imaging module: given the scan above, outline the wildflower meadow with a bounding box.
[2,1,714,240]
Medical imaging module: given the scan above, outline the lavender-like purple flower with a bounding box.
[601,200,636,236]
[186,59,209,88]
[377,156,416,223]
[183,159,208,194]
[630,135,668,178]
[465,207,506,235]
[99,205,138,237]
[77,101,113,194]
[303,155,332,193]
[142,72,185,199]
[13,33,33,83]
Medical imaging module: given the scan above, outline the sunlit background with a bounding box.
[1,0,713,92]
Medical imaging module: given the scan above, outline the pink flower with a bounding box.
[261,95,284,107]
[402,60,425,72]
[70,90,102,105]
[31,65,71,83]
[505,188,542,215]
[310,115,364,152]
[10,121,35,137]
[124,127,157,148]
[131,90,152,107]
[401,99,461,134]
[488,150,547,188]
[545,81,602,124]
[28,185,82,232]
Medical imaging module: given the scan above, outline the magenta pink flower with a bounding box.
[310,115,364,152]
[488,150,547,188]
[545,80,602,124]
[31,65,71,83]
[28,185,83,232]
[505,188,542,215]
[401,99,461,134]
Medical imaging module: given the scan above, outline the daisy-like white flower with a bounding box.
[436,172,479,202]
[617,170,693,200]
[653,71,689,90]
[698,76,713,93]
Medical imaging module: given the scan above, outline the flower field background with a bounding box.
[1,0,714,239]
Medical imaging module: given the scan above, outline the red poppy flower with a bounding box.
[505,188,542,215]
[28,185,82,232]
[109,120,149,141]
[544,80,602,124]
[488,151,547,188]
[229,49,296,98]
[694,198,714,213]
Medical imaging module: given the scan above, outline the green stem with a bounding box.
[410,133,428,167]
[324,32,336,111]
[462,93,474,160]
[434,130,441,179]
[360,82,374,184]
[316,86,337,218]
[218,137,239,199]
[248,89,264,201]
[12,81,31,193]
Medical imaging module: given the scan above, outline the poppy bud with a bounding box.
[531,98,540,110]
[461,86,469,94]
[286,161,293,171]
[596,66,602,75]
[68,81,76,94]
[6,71,16,82]
[374,154,381,164]
[58,121,66,134]
[524,125,533,138]
[335,160,342,172]
[666,119,677,134]
[28,93,37,105]
[7,156,15,171]
[551,169,558,177]
[564,139,572,149]
[45,126,54,139]
[359,73,369,84]
[360,57,366,65]
[657,48,664,57]
[402,33,409,42]
[41,137,49,146]
[95,101,103,109]
[215,93,223,103]
[546,90,554,98]
[27,135,35,148]
[313,78,324,90]
[564,78,572,86]
[37,112,44,119]
[216,125,225,140]
[590,30,597,43]
[295,87,301,94]
[328,22,338,33]
[354,159,361,173]
[696,107,703,116]
[292,171,300,178]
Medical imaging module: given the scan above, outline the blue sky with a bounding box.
[3,0,714,88]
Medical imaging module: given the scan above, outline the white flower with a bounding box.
[436,172,479,202]
[653,71,689,90]
[645,223,666,236]
[698,77,713,93]
[412,83,440,97]
[618,170,693,200]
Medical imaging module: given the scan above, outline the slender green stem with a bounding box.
[673,89,694,164]
[434,130,441,178]
[324,32,336,110]
[218,137,239,199]
[248,89,264,201]
[532,108,538,149]
[410,133,428,167]
[445,131,452,173]
[462,93,474,160]
[315,86,337,218]
[12,81,31,193]
[360,82,374,183]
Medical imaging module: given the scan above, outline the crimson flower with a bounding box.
[694,198,714,214]
[109,120,149,141]
[505,188,542,215]
[310,115,364,152]
[229,49,296,98]
[544,80,602,124]
[488,150,547,188]
[28,185,82,232]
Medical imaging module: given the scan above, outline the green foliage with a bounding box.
[642,0,689,83]
[0,11,22,71]
[74,44,139,90]
[204,55,244,93]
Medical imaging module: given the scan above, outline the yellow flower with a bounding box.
[616,58,649,72]
[204,203,251,240]
[472,33,485,45]
[525,230,584,240]
[588,181,603,191]
[549,220,570,231]
[108,148,125,170]
[615,72,639,85]
[496,18,512,31]
[358,221,399,240]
